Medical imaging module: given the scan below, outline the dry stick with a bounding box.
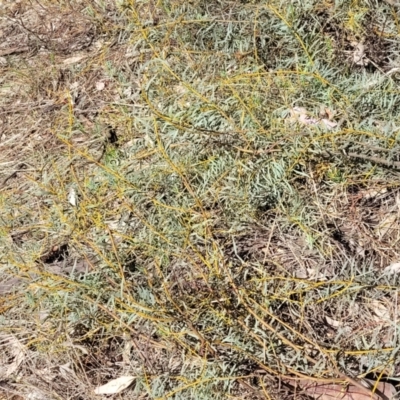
[0,46,30,56]
[320,149,400,171]
[0,163,29,188]
[345,152,400,170]
[6,16,48,46]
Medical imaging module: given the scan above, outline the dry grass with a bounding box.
[1,0,400,399]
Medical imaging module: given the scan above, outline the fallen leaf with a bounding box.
[0,335,26,378]
[95,81,105,91]
[361,187,387,200]
[320,118,338,129]
[371,300,390,320]
[325,316,343,328]
[384,262,400,274]
[298,113,319,125]
[353,42,368,66]
[289,107,314,124]
[37,309,51,322]
[63,55,85,65]
[319,106,335,120]
[94,376,135,395]
[25,389,48,400]
[288,107,337,130]
[306,268,327,281]
[68,187,77,207]
[285,378,396,400]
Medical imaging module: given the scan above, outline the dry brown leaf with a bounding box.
[320,106,336,120]
[361,187,388,200]
[353,42,368,66]
[68,187,77,207]
[325,316,343,328]
[95,81,105,91]
[0,335,26,378]
[299,113,319,125]
[306,268,327,281]
[321,118,338,129]
[63,55,86,65]
[286,378,396,400]
[289,107,318,125]
[371,300,390,321]
[288,107,337,130]
[23,388,47,400]
[384,262,400,274]
[94,376,135,395]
